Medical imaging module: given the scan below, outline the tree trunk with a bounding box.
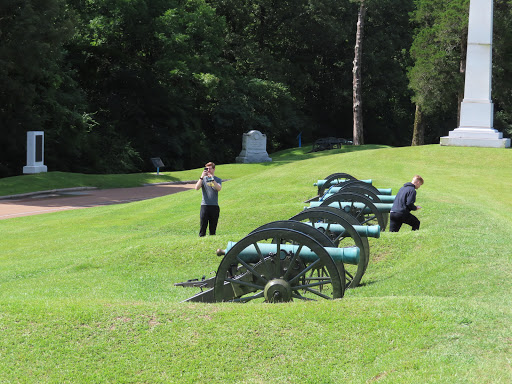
[352,1,366,146]
[411,104,425,146]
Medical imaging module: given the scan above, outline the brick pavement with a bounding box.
[0,183,196,220]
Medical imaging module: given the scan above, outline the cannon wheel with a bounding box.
[214,228,344,302]
[333,186,389,229]
[318,173,358,195]
[250,220,347,292]
[333,183,382,201]
[289,208,367,288]
[320,192,386,229]
[295,206,370,267]
[250,220,334,248]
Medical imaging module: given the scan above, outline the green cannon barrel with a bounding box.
[321,192,395,203]
[327,186,393,196]
[224,241,360,265]
[314,179,372,189]
[309,201,393,213]
[305,222,380,238]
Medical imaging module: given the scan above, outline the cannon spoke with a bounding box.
[360,214,377,226]
[225,276,264,291]
[282,244,303,280]
[232,292,265,303]
[288,258,322,284]
[353,203,365,221]
[294,278,333,290]
[253,242,273,279]
[236,256,268,285]
[344,269,354,286]
[290,208,371,288]
[302,287,333,300]
[291,292,315,301]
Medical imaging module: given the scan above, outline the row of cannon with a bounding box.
[176,172,396,303]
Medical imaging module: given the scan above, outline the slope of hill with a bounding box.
[0,145,510,383]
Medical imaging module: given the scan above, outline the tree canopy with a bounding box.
[0,0,510,176]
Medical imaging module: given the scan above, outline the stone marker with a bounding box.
[235,130,272,163]
[23,131,48,174]
[441,0,510,148]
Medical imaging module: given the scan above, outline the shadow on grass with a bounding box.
[0,171,185,196]
[0,144,391,196]
[268,144,392,164]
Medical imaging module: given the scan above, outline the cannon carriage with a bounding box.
[178,221,354,302]
[308,174,395,230]
[175,172,388,303]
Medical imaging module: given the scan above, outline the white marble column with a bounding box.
[440,0,510,148]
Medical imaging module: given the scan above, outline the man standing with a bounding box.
[195,162,222,237]
[389,175,424,232]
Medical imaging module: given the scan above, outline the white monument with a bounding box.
[235,130,272,163]
[23,131,48,174]
[440,0,510,148]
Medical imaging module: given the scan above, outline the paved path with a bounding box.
[0,183,196,220]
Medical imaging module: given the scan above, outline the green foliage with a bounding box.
[362,0,416,145]
[408,0,469,113]
[211,0,358,142]
[407,0,470,144]
[1,0,511,178]
[0,0,89,176]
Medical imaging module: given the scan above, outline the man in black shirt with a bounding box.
[389,175,424,232]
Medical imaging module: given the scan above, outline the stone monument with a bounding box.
[440,0,510,148]
[23,131,48,174]
[235,130,272,163]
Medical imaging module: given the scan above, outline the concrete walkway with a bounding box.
[0,183,196,220]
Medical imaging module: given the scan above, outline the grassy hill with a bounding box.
[0,145,511,383]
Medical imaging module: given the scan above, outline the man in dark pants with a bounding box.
[389,175,424,232]
[195,162,222,237]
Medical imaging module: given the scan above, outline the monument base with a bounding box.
[235,154,272,163]
[23,165,48,174]
[440,127,510,148]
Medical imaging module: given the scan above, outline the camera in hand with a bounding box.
[204,167,213,182]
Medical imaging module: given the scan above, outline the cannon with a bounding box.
[321,188,396,204]
[326,185,393,196]
[175,220,375,303]
[308,192,391,229]
[174,173,390,303]
[289,207,380,288]
[310,173,392,204]
[313,172,371,196]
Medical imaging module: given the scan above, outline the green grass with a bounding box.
[0,145,511,383]
[0,144,388,196]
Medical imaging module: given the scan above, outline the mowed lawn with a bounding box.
[0,145,511,383]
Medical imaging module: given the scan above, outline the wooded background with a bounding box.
[1,0,511,176]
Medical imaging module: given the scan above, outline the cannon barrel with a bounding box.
[327,186,393,196]
[321,192,395,203]
[218,241,360,265]
[309,201,393,213]
[314,179,372,188]
[305,222,380,238]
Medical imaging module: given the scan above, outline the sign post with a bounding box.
[151,157,165,175]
